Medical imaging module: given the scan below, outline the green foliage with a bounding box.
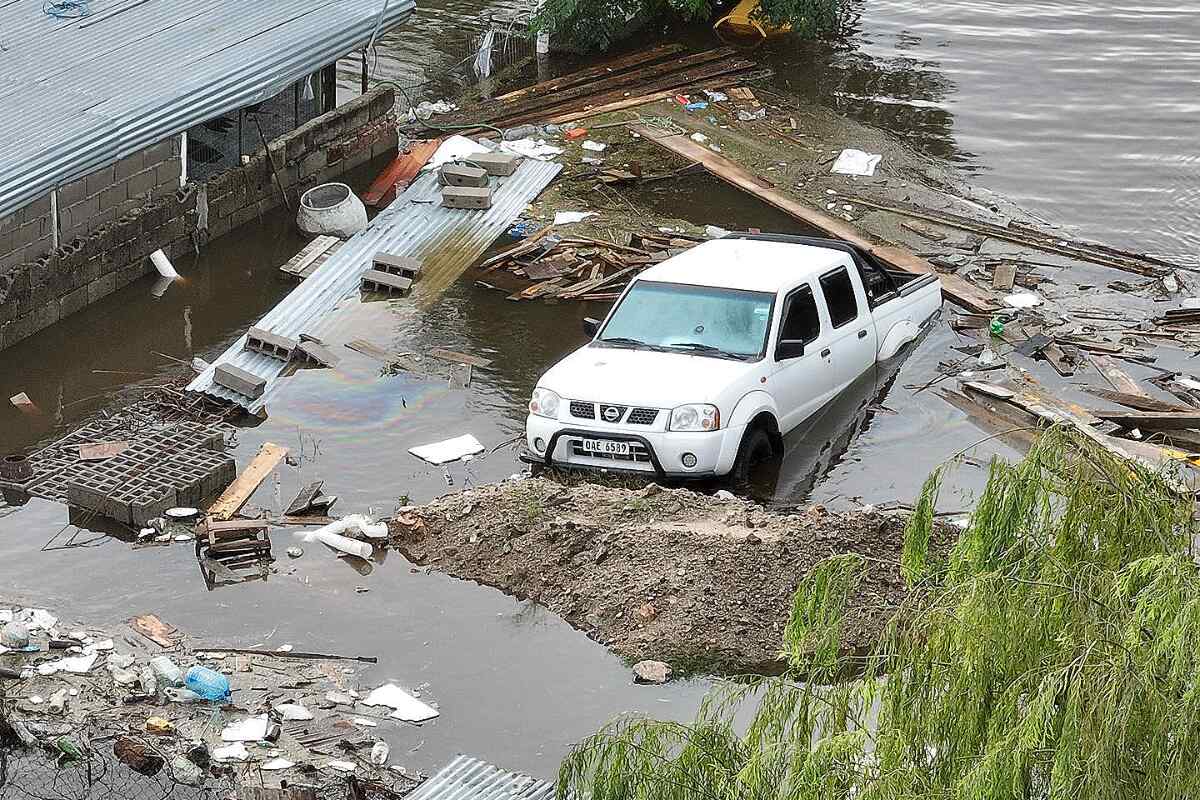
[530,0,841,52]
[560,427,1200,799]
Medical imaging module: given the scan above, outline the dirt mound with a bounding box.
[390,478,950,674]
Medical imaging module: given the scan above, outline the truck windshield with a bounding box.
[597,281,774,361]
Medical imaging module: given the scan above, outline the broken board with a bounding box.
[128,614,180,648]
[207,443,288,521]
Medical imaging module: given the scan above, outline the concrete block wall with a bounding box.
[58,139,182,243]
[0,88,396,352]
[0,195,53,274]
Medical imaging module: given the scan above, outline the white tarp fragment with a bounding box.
[581,140,607,152]
[1003,292,1043,308]
[16,609,57,631]
[274,703,314,721]
[424,135,490,172]
[363,683,439,722]
[263,757,296,771]
[327,760,358,773]
[553,211,598,226]
[831,148,882,177]
[37,651,97,676]
[222,715,269,742]
[409,434,484,466]
[213,743,250,762]
[501,139,563,161]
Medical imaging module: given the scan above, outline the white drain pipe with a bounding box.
[150,248,179,280]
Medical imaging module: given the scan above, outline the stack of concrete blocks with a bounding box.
[0,418,236,527]
[439,152,520,210]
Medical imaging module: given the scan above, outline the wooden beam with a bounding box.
[1090,354,1150,398]
[207,442,288,521]
[494,44,687,103]
[1081,387,1191,413]
[628,126,996,314]
[1090,410,1200,431]
[363,138,442,207]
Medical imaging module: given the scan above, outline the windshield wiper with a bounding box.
[666,342,753,361]
[596,337,670,352]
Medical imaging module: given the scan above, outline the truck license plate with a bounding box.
[581,438,630,456]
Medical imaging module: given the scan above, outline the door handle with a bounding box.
[858,330,868,339]
[820,348,831,358]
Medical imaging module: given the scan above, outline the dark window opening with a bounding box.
[820,268,859,329]
[780,285,821,344]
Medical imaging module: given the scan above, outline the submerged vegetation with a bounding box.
[531,0,841,52]
[559,428,1200,799]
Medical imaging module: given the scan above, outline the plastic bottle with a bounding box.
[164,687,204,704]
[150,656,184,688]
[184,666,231,701]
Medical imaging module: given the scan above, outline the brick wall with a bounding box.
[0,88,396,352]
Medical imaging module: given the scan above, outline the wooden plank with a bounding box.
[479,225,557,272]
[429,348,493,368]
[992,263,1017,290]
[629,126,995,314]
[1090,354,1150,397]
[286,481,325,516]
[280,236,339,277]
[207,443,288,521]
[494,44,687,103]
[362,138,442,206]
[79,441,129,461]
[128,614,179,648]
[345,339,405,363]
[1082,387,1193,413]
[1090,410,1200,431]
[203,518,271,534]
[544,90,679,124]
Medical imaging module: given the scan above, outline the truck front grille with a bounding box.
[626,408,659,425]
[569,401,595,419]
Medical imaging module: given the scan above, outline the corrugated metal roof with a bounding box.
[0,0,415,219]
[187,156,562,410]
[406,756,557,800]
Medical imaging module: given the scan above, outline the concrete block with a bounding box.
[299,150,326,178]
[27,299,59,333]
[114,153,143,181]
[98,183,127,211]
[439,163,489,188]
[127,169,157,199]
[155,160,181,188]
[87,272,118,303]
[245,326,298,360]
[441,186,492,210]
[143,139,175,167]
[214,364,265,399]
[470,151,521,177]
[361,269,412,295]
[90,207,117,233]
[24,194,52,218]
[58,178,86,207]
[372,252,421,279]
[59,284,89,318]
[12,221,40,249]
[84,165,115,197]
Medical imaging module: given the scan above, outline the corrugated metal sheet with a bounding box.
[0,0,415,219]
[406,756,556,800]
[187,157,562,410]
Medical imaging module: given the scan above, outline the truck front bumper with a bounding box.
[523,416,743,478]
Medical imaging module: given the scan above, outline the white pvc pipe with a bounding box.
[150,248,179,280]
[179,132,188,187]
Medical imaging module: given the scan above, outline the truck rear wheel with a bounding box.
[730,426,774,487]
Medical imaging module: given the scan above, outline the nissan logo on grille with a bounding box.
[601,404,624,422]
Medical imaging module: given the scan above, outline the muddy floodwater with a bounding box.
[3,0,1200,780]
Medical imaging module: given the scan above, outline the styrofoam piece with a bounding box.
[363,683,439,722]
[408,434,484,466]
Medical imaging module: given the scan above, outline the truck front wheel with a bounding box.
[730,426,774,486]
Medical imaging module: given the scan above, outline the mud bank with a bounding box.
[390,478,952,674]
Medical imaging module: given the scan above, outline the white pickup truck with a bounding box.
[523,234,942,482]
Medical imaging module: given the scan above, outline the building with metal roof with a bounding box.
[0,0,414,220]
[0,0,415,352]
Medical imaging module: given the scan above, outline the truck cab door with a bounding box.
[817,265,877,392]
[770,282,836,433]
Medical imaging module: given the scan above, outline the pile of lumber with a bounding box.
[480,229,703,302]
[452,45,769,130]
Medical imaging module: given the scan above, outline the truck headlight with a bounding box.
[669,404,720,431]
[529,387,561,419]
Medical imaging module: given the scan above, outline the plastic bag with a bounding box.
[184,666,231,701]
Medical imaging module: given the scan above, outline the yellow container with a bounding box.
[714,0,792,39]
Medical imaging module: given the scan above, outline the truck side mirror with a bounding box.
[582,317,601,338]
[775,340,806,360]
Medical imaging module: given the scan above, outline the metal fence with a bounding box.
[186,75,324,183]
